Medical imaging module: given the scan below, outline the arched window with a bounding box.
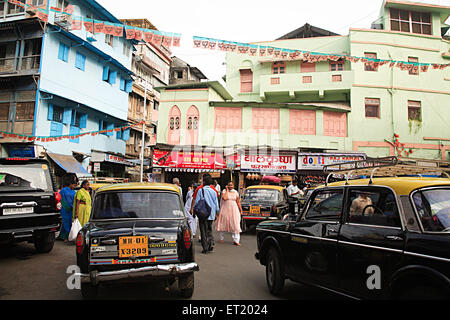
[168,105,181,145]
[186,105,199,145]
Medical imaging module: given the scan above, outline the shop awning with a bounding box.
[47,152,92,178]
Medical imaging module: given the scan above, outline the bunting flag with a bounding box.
[143,30,153,43]
[151,31,163,46]
[191,35,450,71]
[36,8,49,23]
[112,24,123,37]
[71,16,82,30]
[49,6,62,13]
[63,4,74,15]
[0,122,144,142]
[134,28,143,41]
[172,34,181,47]
[94,20,105,33]
[162,33,173,47]
[125,26,136,39]
[103,22,115,35]
[83,17,94,33]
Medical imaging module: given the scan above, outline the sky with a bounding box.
[96,0,450,83]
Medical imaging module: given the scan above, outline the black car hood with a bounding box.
[87,219,185,238]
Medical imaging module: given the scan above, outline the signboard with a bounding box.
[153,149,240,170]
[93,163,101,172]
[298,153,366,171]
[241,155,296,173]
[8,145,36,158]
[105,154,134,166]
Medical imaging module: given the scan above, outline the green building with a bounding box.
[154,0,450,188]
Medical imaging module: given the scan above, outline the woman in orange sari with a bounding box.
[216,181,243,246]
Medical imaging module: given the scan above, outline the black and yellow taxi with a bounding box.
[255,175,450,299]
[75,183,199,299]
[241,185,289,231]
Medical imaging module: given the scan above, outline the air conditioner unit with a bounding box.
[371,23,384,30]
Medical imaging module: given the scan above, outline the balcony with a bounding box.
[259,70,353,100]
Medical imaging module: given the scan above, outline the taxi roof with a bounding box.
[322,177,450,195]
[95,182,181,194]
[246,185,284,191]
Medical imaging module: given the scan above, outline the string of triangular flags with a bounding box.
[193,36,450,71]
[4,0,181,47]
[0,121,145,142]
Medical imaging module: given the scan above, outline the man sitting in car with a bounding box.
[350,192,374,216]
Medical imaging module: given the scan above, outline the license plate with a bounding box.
[250,206,261,214]
[3,207,34,215]
[119,236,148,258]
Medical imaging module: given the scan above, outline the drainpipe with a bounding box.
[387,52,395,141]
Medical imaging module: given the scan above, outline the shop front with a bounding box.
[90,150,135,179]
[297,153,366,187]
[240,153,297,189]
[152,148,240,200]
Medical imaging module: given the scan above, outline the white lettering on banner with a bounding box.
[241,155,296,173]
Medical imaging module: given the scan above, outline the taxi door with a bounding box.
[337,186,405,299]
[286,188,343,290]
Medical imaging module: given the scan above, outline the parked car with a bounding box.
[75,183,199,299]
[241,185,290,231]
[255,177,450,299]
[0,157,61,253]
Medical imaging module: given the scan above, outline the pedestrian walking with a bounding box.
[173,177,183,199]
[73,180,92,227]
[216,181,243,246]
[214,180,221,195]
[193,175,219,254]
[184,181,197,237]
[57,176,77,242]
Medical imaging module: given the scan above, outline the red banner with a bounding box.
[153,150,240,170]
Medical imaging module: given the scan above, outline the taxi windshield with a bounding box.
[243,189,280,203]
[93,191,184,220]
[413,188,450,232]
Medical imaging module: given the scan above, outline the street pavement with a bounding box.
[0,227,344,300]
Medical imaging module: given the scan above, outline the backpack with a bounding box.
[193,188,211,220]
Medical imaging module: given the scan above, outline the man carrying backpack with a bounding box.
[192,174,219,254]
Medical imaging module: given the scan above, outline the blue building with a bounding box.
[0,0,135,182]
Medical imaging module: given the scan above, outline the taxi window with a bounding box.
[347,187,401,228]
[305,189,343,221]
[412,188,450,232]
[93,191,184,219]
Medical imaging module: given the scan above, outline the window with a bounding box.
[301,62,315,73]
[272,61,286,74]
[168,106,181,145]
[75,52,85,71]
[99,119,113,136]
[364,53,378,71]
[412,188,450,232]
[15,102,34,120]
[408,57,419,75]
[323,111,347,137]
[0,44,6,67]
[390,8,431,35]
[270,77,280,85]
[408,100,421,121]
[176,71,183,79]
[71,110,87,128]
[102,66,117,84]
[347,187,401,228]
[302,76,312,83]
[120,78,133,92]
[58,42,69,62]
[289,109,316,135]
[332,74,342,82]
[32,0,44,6]
[305,189,343,222]
[330,61,344,71]
[365,98,380,118]
[123,42,130,57]
[105,34,114,47]
[0,103,9,120]
[215,107,242,132]
[239,69,253,93]
[52,106,64,123]
[252,108,279,132]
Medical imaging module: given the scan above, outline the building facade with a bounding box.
[155,0,450,191]
[169,56,208,85]
[0,0,135,182]
[119,18,172,181]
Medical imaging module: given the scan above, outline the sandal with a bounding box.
[233,242,241,246]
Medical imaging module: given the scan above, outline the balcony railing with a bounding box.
[0,55,40,74]
[260,70,353,100]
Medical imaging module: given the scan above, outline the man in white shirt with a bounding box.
[173,178,183,199]
[287,180,303,214]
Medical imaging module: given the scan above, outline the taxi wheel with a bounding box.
[179,272,194,298]
[266,247,285,295]
[34,232,55,253]
[81,283,98,300]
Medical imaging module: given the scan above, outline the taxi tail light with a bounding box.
[55,192,62,211]
[183,229,191,249]
[76,233,84,254]
[272,204,276,213]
